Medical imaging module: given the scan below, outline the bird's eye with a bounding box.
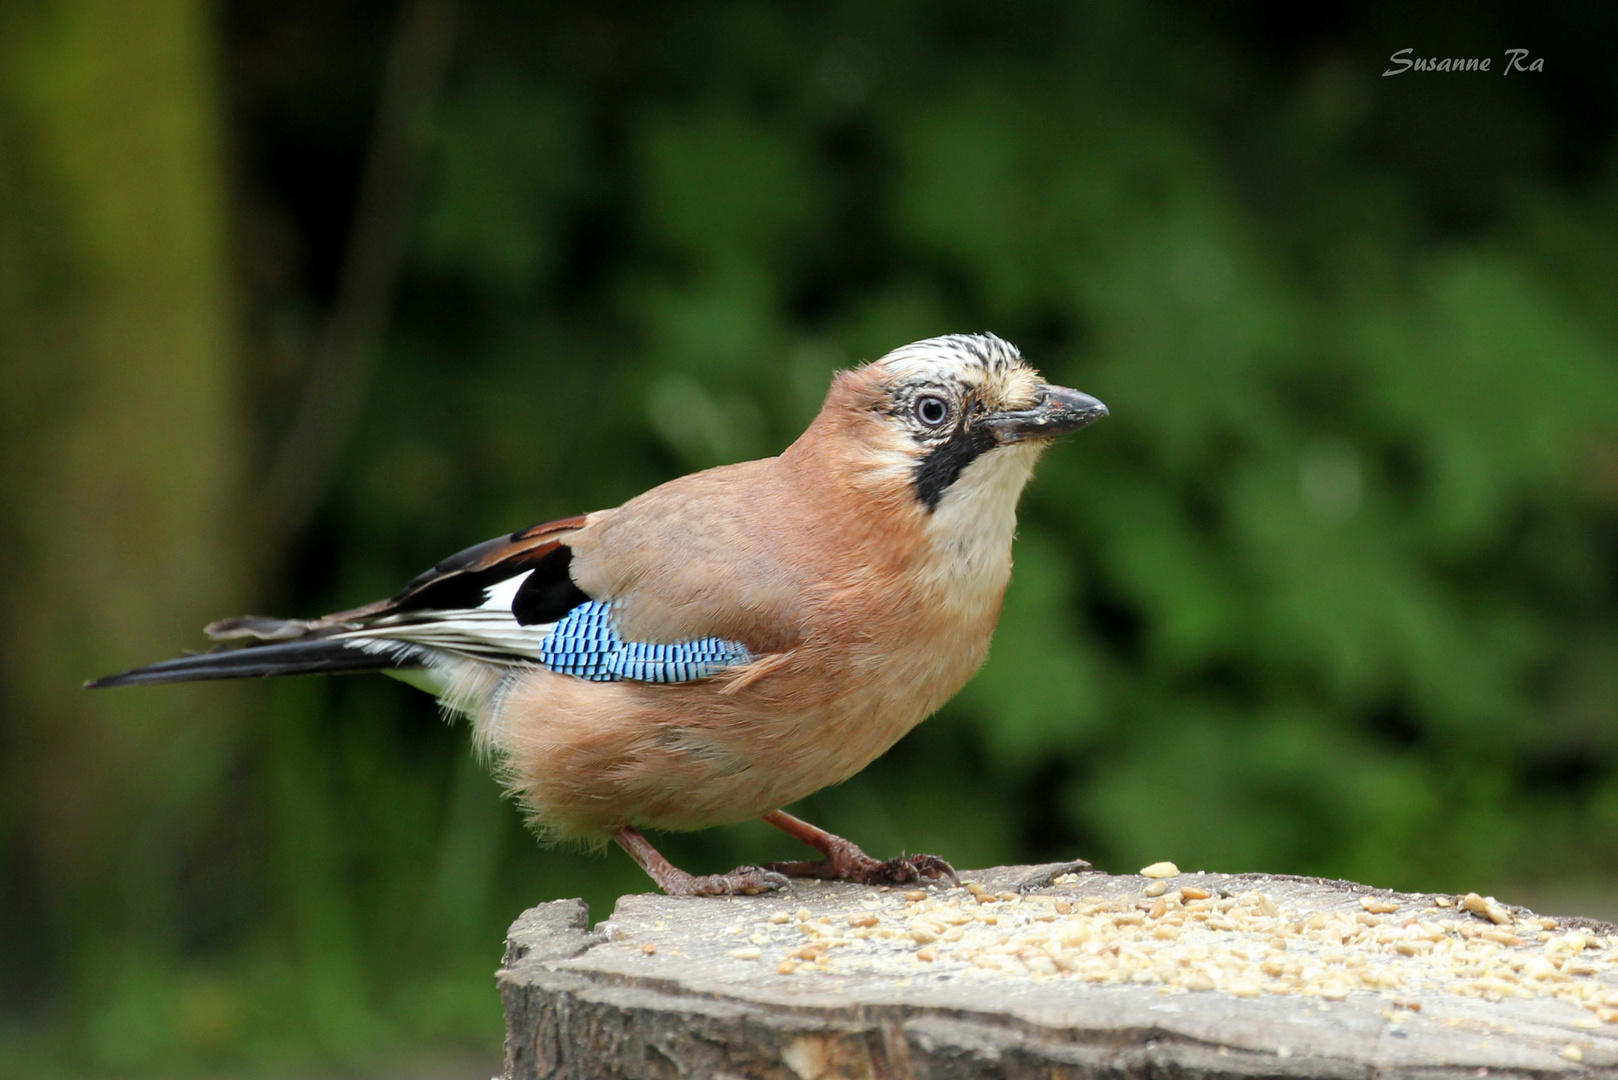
[914,395,950,428]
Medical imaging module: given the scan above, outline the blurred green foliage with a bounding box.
[4,0,1618,1074]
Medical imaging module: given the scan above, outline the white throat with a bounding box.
[918,443,1041,609]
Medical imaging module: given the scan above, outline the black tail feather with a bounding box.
[85,639,419,689]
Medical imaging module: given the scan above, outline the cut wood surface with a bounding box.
[499,861,1618,1078]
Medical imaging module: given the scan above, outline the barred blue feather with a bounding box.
[539,600,752,682]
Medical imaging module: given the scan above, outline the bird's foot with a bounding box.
[612,825,790,896]
[759,809,958,887]
[662,865,792,897]
[764,842,957,886]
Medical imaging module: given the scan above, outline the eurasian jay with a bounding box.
[89,334,1107,895]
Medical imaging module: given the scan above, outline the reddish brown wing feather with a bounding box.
[336,514,588,622]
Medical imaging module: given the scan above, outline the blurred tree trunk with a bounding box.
[0,0,243,991]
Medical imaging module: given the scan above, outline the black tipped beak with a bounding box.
[980,384,1108,444]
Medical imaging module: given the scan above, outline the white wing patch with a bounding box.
[479,570,533,611]
[332,568,556,664]
[327,568,753,685]
[339,612,556,661]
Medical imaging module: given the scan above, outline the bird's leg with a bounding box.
[759,810,957,886]
[612,826,789,896]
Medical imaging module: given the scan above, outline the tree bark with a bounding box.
[500,863,1618,1079]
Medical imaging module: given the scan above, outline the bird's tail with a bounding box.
[85,638,417,689]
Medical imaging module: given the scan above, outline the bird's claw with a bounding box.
[861,853,958,886]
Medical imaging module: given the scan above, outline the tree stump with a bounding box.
[498,861,1618,1078]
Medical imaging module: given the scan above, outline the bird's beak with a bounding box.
[979,384,1108,444]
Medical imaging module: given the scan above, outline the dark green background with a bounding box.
[3,1,1617,1074]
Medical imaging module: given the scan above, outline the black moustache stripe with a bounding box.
[912,424,998,511]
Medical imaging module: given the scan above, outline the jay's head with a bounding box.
[809,333,1107,515]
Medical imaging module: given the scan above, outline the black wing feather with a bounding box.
[383,516,588,615]
[511,546,590,625]
[86,514,592,690]
[85,639,418,689]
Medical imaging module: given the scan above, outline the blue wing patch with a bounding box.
[538,600,753,682]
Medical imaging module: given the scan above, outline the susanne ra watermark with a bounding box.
[1383,48,1544,76]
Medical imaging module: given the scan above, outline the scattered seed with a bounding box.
[641,943,657,955]
[1525,957,1560,980]
[1140,861,1180,879]
[700,872,1613,1020]
[1562,1045,1584,1062]
[1461,893,1511,925]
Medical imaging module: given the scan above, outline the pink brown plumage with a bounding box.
[88,334,1106,895]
